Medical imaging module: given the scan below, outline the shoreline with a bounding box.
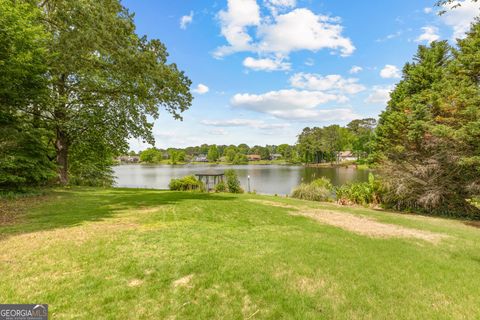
[115,161,369,168]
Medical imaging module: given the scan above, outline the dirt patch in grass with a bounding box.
[295,276,327,294]
[173,274,193,288]
[299,209,446,243]
[249,199,447,243]
[465,221,480,229]
[0,195,51,226]
[128,279,144,287]
[274,267,345,306]
[0,219,138,262]
[248,199,297,209]
[132,206,164,214]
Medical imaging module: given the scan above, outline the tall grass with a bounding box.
[291,177,334,202]
[291,175,383,206]
[335,173,382,206]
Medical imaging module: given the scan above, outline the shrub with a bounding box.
[225,169,243,193]
[310,177,333,190]
[335,173,382,206]
[0,114,56,189]
[139,148,162,163]
[291,177,334,202]
[169,175,204,191]
[232,153,248,164]
[215,181,227,193]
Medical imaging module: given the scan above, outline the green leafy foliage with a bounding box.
[291,178,334,202]
[224,147,237,162]
[214,181,227,193]
[0,113,56,189]
[139,148,162,163]
[207,145,219,162]
[1,0,192,188]
[68,138,115,187]
[0,0,48,108]
[296,119,377,165]
[225,169,243,193]
[169,175,204,191]
[335,174,382,206]
[310,177,334,190]
[0,0,55,189]
[168,149,185,164]
[232,153,248,164]
[374,25,480,217]
[11,0,192,184]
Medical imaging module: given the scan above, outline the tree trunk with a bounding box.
[55,128,69,185]
[54,74,69,185]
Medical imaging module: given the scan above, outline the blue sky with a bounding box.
[122,0,479,151]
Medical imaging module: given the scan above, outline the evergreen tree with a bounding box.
[375,31,480,217]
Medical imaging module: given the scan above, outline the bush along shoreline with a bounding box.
[290,175,480,219]
[169,170,244,194]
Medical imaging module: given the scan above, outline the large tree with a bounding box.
[207,145,219,162]
[0,0,56,188]
[347,118,377,160]
[24,0,192,184]
[297,125,354,164]
[375,30,480,217]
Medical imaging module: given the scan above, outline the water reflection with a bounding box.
[113,164,370,195]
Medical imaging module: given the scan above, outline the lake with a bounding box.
[113,164,370,195]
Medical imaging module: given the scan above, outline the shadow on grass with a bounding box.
[0,188,235,241]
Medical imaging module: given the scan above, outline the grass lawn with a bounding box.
[1,188,480,319]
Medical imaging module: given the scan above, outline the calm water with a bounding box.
[113,164,370,195]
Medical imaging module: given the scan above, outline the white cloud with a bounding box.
[232,89,346,110]
[214,4,355,59]
[304,58,315,66]
[150,131,204,149]
[230,89,355,121]
[289,73,366,95]
[257,9,355,56]
[208,129,228,135]
[380,64,401,79]
[440,0,480,39]
[365,85,394,105]
[424,7,433,14]
[214,0,261,58]
[349,65,363,74]
[416,26,440,43]
[265,0,296,8]
[201,118,290,129]
[376,31,402,42]
[180,11,194,29]
[193,84,209,94]
[264,0,296,15]
[243,56,291,71]
[267,108,360,121]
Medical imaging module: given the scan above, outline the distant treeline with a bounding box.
[132,144,300,164]
[296,119,376,164]
[131,118,376,165]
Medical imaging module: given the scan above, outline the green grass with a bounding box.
[1,188,480,319]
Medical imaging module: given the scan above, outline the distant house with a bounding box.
[117,155,140,163]
[193,154,208,162]
[270,153,282,160]
[247,154,261,161]
[338,151,357,162]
